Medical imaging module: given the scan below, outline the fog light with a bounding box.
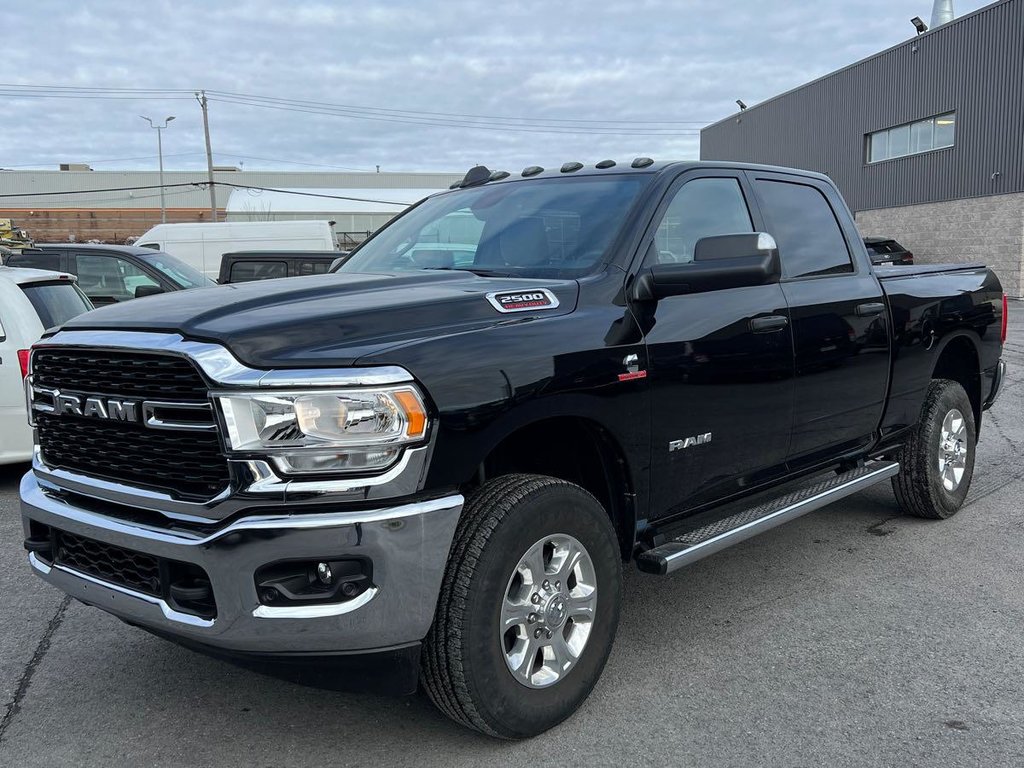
[316,562,333,585]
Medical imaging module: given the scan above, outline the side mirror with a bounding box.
[633,232,781,301]
[134,284,166,299]
[329,253,350,272]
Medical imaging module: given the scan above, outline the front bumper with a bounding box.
[21,472,462,655]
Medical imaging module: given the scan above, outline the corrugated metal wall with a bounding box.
[0,170,462,209]
[700,0,1023,212]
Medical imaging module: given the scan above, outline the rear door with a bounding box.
[748,171,890,468]
[641,170,795,517]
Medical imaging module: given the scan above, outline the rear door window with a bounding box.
[229,261,287,282]
[297,260,332,276]
[9,250,61,271]
[20,282,93,329]
[754,180,853,278]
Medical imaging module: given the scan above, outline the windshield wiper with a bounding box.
[420,266,512,277]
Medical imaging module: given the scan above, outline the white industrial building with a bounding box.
[0,168,461,246]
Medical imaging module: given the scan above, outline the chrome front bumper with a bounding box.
[21,472,462,654]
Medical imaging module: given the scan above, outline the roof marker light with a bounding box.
[489,170,511,181]
[631,157,654,168]
[560,162,584,173]
[521,166,544,177]
[595,159,616,169]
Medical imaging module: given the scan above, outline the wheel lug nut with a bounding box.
[534,628,542,638]
[528,613,537,624]
[543,580,550,590]
[531,593,541,604]
[545,629,552,638]
[555,581,561,590]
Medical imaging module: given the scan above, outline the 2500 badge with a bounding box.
[486,288,560,313]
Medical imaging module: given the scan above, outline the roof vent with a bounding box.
[631,157,654,168]
[560,162,584,173]
[59,163,93,171]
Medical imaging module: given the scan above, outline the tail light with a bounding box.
[905,251,914,264]
[17,350,30,380]
[1001,294,1008,344]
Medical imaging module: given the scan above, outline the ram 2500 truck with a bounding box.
[20,160,1006,738]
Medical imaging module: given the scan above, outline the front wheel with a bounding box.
[892,379,977,519]
[421,474,622,739]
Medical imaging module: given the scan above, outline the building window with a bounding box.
[867,112,955,163]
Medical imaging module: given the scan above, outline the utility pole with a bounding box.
[196,90,217,221]
[140,115,175,223]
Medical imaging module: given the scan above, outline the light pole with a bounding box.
[140,115,175,223]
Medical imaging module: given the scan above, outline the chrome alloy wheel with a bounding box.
[938,408,969,492]
[500,533,597,689]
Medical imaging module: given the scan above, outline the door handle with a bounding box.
[855,302,885,317]
[750,315,789,333]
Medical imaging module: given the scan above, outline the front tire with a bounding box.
[422,474,622,739]
[892,379,976,519]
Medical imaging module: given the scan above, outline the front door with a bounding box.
[638,171,795,519]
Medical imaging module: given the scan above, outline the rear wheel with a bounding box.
[422,474,622,738]
[892,379,976,519]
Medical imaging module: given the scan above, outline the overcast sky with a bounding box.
[1,0,992,175]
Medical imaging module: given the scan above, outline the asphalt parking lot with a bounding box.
[0,307,1022,768]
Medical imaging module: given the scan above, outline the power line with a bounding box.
[207,94,704,136]
[0,83,710,134]
[0,181,411,206]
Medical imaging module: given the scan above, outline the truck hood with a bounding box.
[62,271,579,368]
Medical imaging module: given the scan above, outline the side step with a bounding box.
[636,460,900,575]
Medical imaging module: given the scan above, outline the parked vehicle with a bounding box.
[20,160,1006,739]
[135,220,338,277]
[218,251,344,284]
[0,267,92,464]
[863,236,914,266]
[7,244,214,307]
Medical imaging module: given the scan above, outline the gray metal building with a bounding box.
[700,0,1024,295]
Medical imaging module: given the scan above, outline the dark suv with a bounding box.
[862,236,914,266]
[8,244,214,306]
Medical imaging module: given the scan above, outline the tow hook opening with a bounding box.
[255,558,372,607]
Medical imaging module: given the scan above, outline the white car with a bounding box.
[0,267,94,464]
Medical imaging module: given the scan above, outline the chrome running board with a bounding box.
[636,461,900,576]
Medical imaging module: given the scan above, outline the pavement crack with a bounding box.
[0,595,71,745]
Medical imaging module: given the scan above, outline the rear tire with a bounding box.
[892,379,976,519]
[421,474,622,739]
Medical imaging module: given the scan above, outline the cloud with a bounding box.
[0,0,993,174]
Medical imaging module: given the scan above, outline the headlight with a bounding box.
[216,387,428,474]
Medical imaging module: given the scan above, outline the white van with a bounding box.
[0,267,94,464]
[134,220,337,278]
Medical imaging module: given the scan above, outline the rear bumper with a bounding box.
[21,472,462,656]
[983,359,1006,410]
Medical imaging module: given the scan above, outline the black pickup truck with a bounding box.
[20,160,1006,739]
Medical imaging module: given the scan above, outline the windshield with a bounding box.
[137,251,215,289]
[21,281,93,330]
[338,175,649,279]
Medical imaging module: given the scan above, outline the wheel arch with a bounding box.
[930,331,982,432]
[472,415,638,561]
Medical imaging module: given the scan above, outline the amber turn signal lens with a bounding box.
[394,389,427,439]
